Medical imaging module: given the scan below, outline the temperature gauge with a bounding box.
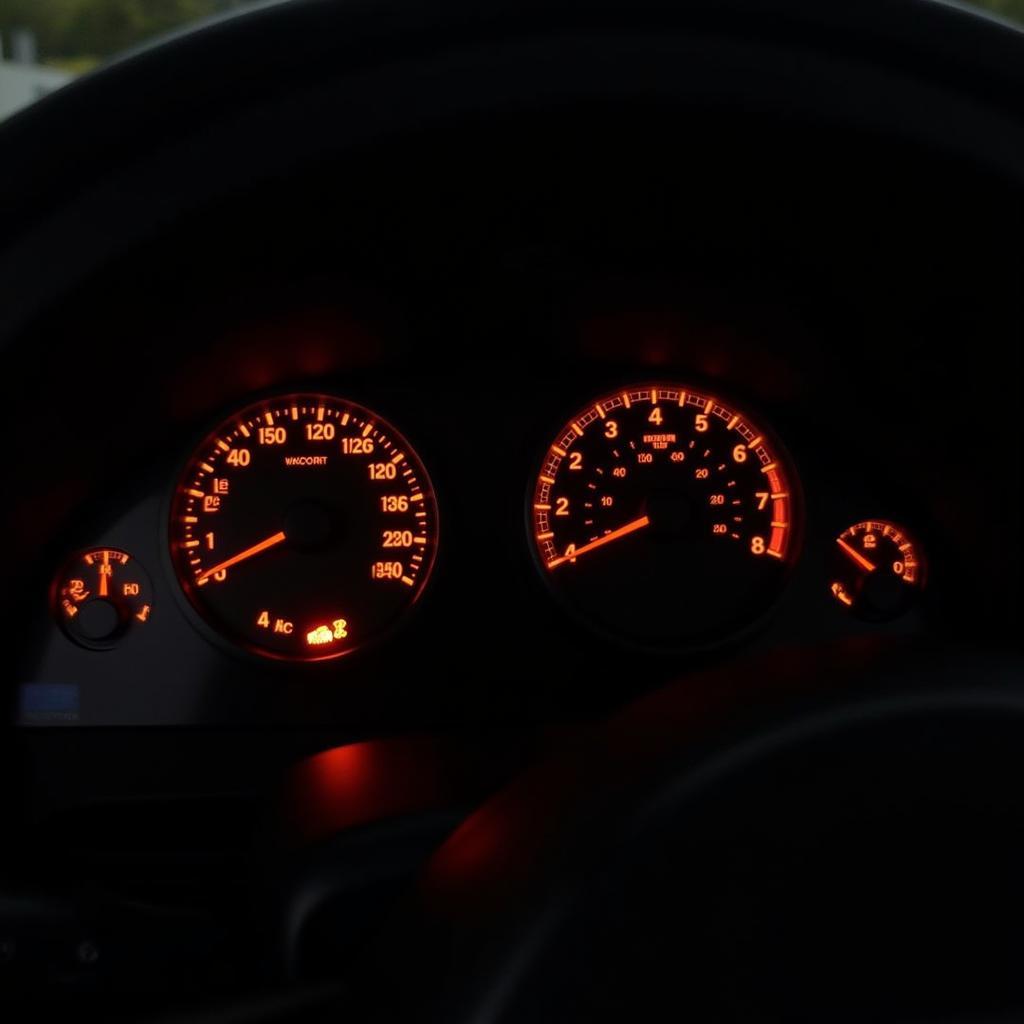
[54,548,153,649]
[830,520,925,621]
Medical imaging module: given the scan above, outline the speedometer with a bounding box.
[529,384,800,650]
[169,393,438,661]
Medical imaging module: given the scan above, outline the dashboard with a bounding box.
[2,2,1023,1014]
[10,105,1020,731]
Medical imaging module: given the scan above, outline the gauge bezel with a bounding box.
[524,380,805,655]
[52,546,155,652]
[828,517,927,622]
[162,389,441,666]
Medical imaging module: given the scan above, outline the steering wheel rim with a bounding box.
[3,2,1023,1020]
[359,653,1024,1023]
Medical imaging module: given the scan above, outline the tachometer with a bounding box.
[529,384,800,649]
[169,394,438,661]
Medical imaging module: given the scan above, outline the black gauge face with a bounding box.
[529,384,800,649]
[54,548,153,649]
[169,394,439,661]
[830,519,925,621]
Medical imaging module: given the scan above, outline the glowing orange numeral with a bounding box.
[226,448,250,466]
[695,413,709,433]
[604,420,618,439]
[569,451,584,470]
[648,407,663,425]
[122,582,140,596]
[612,466,627,478]
[380,495,409,512]
[712,523,727,534]
[343,437,375,455]
[258,427,287,445]
[205,532,215,550]
[709,494,725,506]
[756,491,769,510]
[732,444,747,463]
[257,611,270,628]
[600,496,614,507]
[695,468,710,480]
[751,536,766,554]
[555,497,570,516]
[383,530,414,548]
[369,462,396,480]
[305,422,336,441]
[637,452,653,464]
[371,561,404,579]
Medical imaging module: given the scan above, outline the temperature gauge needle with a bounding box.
[836,537,876,573]
[197,530,287,583]
[547,515,650,569]
[98,549,110,597]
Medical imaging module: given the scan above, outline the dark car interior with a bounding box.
[1,0,1022,1020]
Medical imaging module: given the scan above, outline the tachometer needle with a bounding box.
[197,530,287,582]
[836,537,876,573]
[547,515,651,569]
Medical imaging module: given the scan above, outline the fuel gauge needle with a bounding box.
[197,530,287,583]
[547,515,650,569]
[837,537,876,573]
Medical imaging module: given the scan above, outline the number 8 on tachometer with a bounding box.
[529,384,801,650]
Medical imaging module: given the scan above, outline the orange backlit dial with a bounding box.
[169,394,438,661]
[830,520,925,621]
[54,548,153,649]
[530,384,800,649]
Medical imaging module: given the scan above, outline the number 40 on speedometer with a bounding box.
[169,393,439,661]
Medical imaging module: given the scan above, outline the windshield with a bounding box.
[0,0,1022,122]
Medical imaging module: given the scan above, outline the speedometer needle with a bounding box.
[836,537,876,573]
[547,516,651,569]
[197,530,287,582]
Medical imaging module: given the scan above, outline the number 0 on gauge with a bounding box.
[529,384,800,650]
[169,393,438,661]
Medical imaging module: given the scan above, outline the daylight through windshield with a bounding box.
[1,0,1023,122]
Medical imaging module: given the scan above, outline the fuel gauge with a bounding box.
[830,520,925,621]
[54,548,153,649]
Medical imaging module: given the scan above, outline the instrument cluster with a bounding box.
[24,350,938,730]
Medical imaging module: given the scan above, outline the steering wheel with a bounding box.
[3,1,1023,1021]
